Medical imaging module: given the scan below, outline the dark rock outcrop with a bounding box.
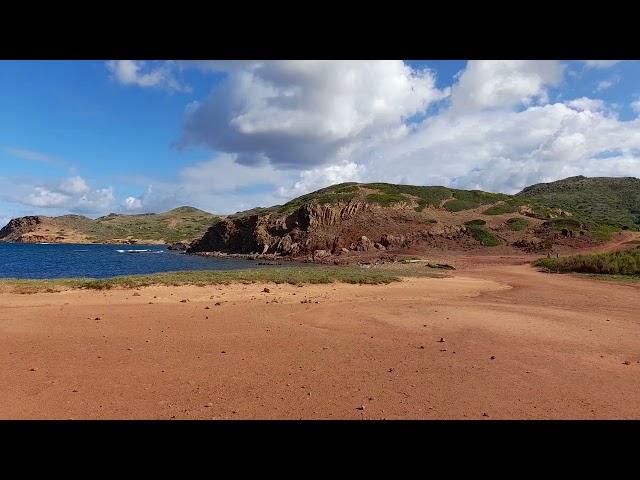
[187,200,474,259]
[0,216,45,242]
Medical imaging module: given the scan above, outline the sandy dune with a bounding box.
[1,260,639,419]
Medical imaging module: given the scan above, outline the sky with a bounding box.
[1,59,640,227]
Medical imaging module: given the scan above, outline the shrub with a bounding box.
[483,203,518,215]
[465,219,487,226]
[445,199,479,212]
[467,224,500,246]
[506,217,529,231]
[534,250,640,275]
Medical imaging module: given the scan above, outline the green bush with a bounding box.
[483,203,518,215]
[465,219,487,226]
[366,193,406,205]
[506,217,529,231]
[467,224,500,246]
[445,199,480,212]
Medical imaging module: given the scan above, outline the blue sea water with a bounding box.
[0,243,283,279]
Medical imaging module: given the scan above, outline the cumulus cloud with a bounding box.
[583,60,621,69]
[22,176,115,214]
[178,60,449,169]
[59,176,90,195]
[106,60,189,92]
[450,60,565,112]
[122,154,291,214]
[110,60,635,215]
[631,100,640,114]
[566,97,606,112]
[353,102,640,194]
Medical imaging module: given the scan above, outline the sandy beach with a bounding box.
[2,257,640,419]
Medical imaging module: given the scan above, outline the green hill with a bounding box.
[0,207,220,244]
[517,176,640,230]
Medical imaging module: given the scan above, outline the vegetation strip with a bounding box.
[0,267,406,293]
[534,249,640,276]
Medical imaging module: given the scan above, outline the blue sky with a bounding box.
[1,60,639,226]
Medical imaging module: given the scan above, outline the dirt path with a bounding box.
[1,261,639,419]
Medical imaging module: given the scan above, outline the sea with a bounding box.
[0,243,284,279]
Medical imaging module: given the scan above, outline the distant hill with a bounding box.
[517,176,640,229]
[0,206,220,244]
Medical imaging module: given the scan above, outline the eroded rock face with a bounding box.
[0,216,45,242]
[188,202,370,256]
[187,200,471,258]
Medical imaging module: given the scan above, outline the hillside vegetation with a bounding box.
[517,176,640,230]
[0,207,220,244]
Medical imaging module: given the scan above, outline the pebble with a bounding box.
[623,361,631,365]
[205,402,213,407]
[418,345,425,349]
[180,299,188,303]
[127,348,133,351]
[263,288,270,293]
[482,412,489,417]
[490,356,496,360]
[29,367,38,372]
[356,406,365,411]
[204,306,210,310]
[215,302,221,306]
[438,337,445,343]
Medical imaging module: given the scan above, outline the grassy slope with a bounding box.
[517,176,640,230]
[272,182,509,215]
[44,207,219,244]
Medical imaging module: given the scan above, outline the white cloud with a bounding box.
[450,60,565,112]
[566,97,606,112]
[22,177,115,213]
[106,60,189,92]
[596,78,618,91]
[179,60,448,169]
[124,196,143,211]
[117,60,635,214]
[59,176,90,195]
[631,100,640,114]
[350,102,640,194]
[583,60,621,69]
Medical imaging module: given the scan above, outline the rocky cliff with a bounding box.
[0,216,48,242]
[188,201,473,258]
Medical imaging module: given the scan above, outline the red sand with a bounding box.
[2,259,640,419]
